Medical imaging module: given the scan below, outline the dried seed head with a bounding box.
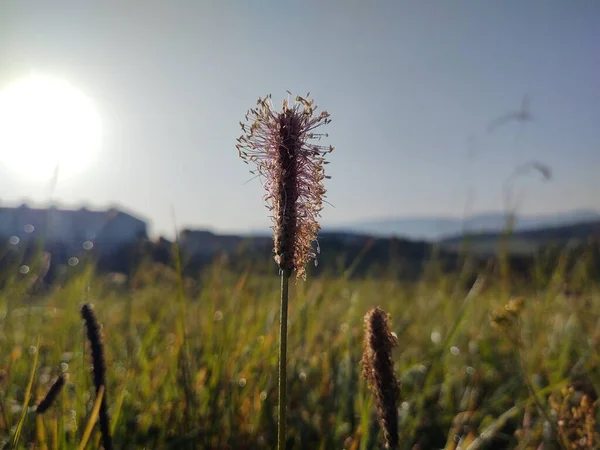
[361,307,401,449]
[81,303,112,450]
[36,374,66,414]
[81,304,106,395]
[237,92,333,280]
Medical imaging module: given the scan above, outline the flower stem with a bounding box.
[278,269,291,450]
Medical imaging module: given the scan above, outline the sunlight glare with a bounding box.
[0,74,101,181]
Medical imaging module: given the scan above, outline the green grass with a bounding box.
[0,249,599,449]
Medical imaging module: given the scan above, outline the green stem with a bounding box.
[278,269,291,450]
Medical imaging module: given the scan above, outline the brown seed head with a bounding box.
[361,307,401,449]
[36,374,66,414]
[81,303,112,450]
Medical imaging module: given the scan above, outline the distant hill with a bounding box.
[178,229,460,280]
[325,210,600,241]
[179,212,600,277]
[175,221,600,281]
[440,220,600,256]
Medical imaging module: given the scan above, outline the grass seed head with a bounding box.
[361,307,401,449]
[36,374,66,414]
[237,92,333,279]
[81,303,113,450]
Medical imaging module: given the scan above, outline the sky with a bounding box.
[0,1,598,237]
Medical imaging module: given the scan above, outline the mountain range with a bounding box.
[323,210,600,241]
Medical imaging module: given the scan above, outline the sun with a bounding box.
[0,74,101,181]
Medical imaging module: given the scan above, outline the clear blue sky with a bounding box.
[0,1,598,237]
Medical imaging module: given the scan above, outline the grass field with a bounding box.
[0,246,599,449]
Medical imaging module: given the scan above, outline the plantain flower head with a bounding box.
[361,307,401,449]
[236,92,333,280]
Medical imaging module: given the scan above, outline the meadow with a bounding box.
[0,241,598,450]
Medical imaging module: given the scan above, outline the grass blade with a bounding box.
[10,334,40,449]
[78,385,104,450]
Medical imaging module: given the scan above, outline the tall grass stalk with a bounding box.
[81,303,112,450]
[237,92,333,449]
[277,269,291,449]
[10,334,40,449]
